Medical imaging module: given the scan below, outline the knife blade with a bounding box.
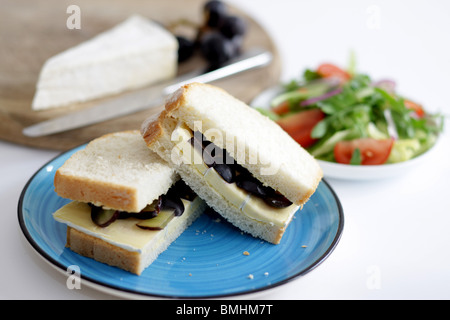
[23,48,273,137]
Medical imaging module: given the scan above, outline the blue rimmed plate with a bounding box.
[18,144,344,299]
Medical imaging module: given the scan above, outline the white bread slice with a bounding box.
[54,130,178,213]
[53,130,205,275]
[141,83,323,244]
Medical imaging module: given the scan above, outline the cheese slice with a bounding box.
[32,15,178,110]
[172,123,299,228]
[53,198,201,253]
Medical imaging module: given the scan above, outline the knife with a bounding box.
[23,48,273,137]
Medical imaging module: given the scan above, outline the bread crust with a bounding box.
[67,227,142,275]
[141,84,227,146]
[140,110,167,147]
[54,171,139,212]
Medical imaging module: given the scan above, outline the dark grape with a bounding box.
[264,194,293,208]
[176,36,195,62]
[200,31,237,65]
[230,35,243,56]
[219,15,247,39]
[203,0,227,28]
[172,179,197,201]
[161,194,185,216]
[213,163,235,183]
[235,175,272,198]
[202,139,220,167]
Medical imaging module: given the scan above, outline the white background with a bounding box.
[1,0,450,299]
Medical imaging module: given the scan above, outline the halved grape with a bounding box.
[213,163,235,183]
[160,194,185,216]
[171,180,197,201]
[136,210,175,230]
[264,194,293,208]
[90,205,120,228]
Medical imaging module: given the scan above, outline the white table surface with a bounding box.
[2,0,450,300]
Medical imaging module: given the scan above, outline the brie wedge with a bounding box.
[32,15,178,110]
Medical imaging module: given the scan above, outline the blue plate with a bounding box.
[18,144,344,299]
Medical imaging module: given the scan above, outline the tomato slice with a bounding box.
[317,63,351,83]
[276,109,325,148]
[334,138,394,165]
[272,100,290,115]
[404,99,425,118]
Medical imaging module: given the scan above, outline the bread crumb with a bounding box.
[188,273,192,277]
[243,251,250,256]
[301,245,308,248]
[247,274,254,280]
[264,272,269,276]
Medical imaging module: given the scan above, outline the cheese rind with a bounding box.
[32,15,178,110]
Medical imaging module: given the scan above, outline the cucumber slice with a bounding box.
[136,209,175,230]
[91,206,119,228]
[141,199,160,212]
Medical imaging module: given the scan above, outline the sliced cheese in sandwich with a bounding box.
[32,15,178,110]
[53,130,205,275]
[141,83,323,244]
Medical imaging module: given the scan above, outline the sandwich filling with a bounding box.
[53,180,202,253]
[171,123,300,228]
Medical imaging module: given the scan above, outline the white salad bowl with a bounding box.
[250,85,442,181]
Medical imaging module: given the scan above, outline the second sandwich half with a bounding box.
[141,83,323,244]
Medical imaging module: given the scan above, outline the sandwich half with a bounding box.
[53,130,205,275]
[141,83,323,244]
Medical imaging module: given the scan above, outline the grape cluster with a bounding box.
[176,0,247,66]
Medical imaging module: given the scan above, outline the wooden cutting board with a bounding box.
[0,0,281,151]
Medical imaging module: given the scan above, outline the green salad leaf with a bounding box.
[350,148,362,165]
[258,61,444,165]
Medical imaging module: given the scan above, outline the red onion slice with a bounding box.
[372,79,396,94]
[300,87,343,106]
